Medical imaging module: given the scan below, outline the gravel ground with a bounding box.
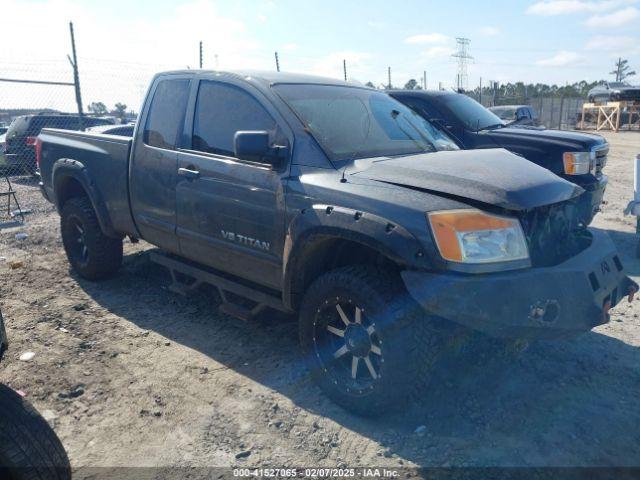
[1,131,639,475]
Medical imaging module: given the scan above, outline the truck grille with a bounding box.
[518,200,591,267]
[593,143,608,176]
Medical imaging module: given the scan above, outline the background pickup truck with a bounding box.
[390,90,609,225]
[37,71,636,416]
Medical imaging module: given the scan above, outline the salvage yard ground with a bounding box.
[1,131,640,473]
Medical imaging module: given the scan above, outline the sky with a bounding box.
[0,0,639,111]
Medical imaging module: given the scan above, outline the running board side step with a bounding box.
[149,252,289,320]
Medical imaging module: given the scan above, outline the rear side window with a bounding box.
[192,81,276,157]
[143,79,190,150]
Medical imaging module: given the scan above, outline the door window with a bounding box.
[192,81,276,158]
[143,79,190,150]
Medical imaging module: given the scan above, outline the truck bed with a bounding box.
[38,128,137,237]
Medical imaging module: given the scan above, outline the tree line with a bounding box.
[366,58,636,99]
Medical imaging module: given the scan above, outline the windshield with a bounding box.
[274,84,458,161]
[489,107,517,121]
[609,82,628,88]
[433,94,504,130]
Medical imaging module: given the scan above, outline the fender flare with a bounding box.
[282,204,431,310]
[52,158,119,238]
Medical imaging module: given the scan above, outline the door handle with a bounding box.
[178,167,200,180]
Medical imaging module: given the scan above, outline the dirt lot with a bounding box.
[1,132,640,475]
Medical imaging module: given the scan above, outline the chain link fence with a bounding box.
[466,92,588,130]
[1,58,163,186]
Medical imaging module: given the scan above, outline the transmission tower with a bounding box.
[452,37,473,91]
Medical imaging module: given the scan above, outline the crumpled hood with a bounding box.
[350,148,584,211]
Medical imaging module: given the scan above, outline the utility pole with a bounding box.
[387,66,391,89]
[274,51,280,72]
[423,70,427,90]
[343,59,347,81]
[451,37,473,91]
[67,22,84,131]
[199,41,203,69]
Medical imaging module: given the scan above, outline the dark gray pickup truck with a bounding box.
[37,71,637,415]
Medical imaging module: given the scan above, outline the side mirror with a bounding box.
[234,131,285,166]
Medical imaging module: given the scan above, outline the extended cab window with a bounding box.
[192,81,276,157]
[143,79,190,150]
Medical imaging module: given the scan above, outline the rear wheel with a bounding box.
[60,196,123,280]
[299,265,452,416]
[0,384,71,480]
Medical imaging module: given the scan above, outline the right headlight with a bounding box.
[427,209,529,264]
[563,151,594,175]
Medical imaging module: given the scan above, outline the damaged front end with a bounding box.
[403,198,638,340]
[518,198,592,267]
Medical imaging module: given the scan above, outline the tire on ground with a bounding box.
[298,265,455,416]
[60,196,123,280]
[0,384,71,480]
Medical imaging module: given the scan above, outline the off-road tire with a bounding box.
[0,384,71,480]
[60,196,123,280]
[299,265,456,416]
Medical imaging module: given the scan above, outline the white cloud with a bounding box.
[0,0,273,110]
[405,33,450,45]
[479,26,500,36]
[585,6,640,26]
[281,43,299,52]
[526,0,637,15]
[536,50,587,66]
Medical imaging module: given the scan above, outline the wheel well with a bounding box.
[289,236,402,310]
[56,176,89,208]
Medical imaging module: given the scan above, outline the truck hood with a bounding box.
[488,126,605,149]
[349,148,584,211]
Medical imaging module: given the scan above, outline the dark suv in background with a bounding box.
[3,114,113,174]
[390,90,609,225]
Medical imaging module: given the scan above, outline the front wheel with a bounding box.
[60,196,123,280]
[299,265,451,416]
[0,384,71,480]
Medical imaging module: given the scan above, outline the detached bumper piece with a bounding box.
[402,229,638,340]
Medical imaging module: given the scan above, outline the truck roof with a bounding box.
[158,69,364,88]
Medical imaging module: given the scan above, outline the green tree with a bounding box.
[87,102,107,115]
[403,79,421,90]
[112,102,128,121]
[610,58,636,82]
[364,81,376,89]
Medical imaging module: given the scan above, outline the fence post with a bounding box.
[68,22,84,131]
[559,96,565,129]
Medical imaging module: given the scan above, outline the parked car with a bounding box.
[488,105,540,126]
[37,70,636,416]
[0,309,71,480]
[86,123,135,137]
[587,81,640,103]
[3,113,114,174]
[389,90,609,225]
